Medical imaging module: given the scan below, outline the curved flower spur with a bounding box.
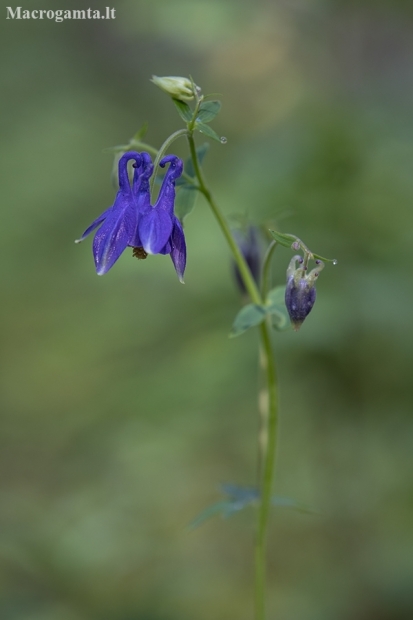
[76,151,186,281]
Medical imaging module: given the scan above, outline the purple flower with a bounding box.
[76,151,186,281]
[137,154,186,283]
[75,151,142,275]
[285,255,324,331]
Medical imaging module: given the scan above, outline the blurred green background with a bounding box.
[1,0,413,618]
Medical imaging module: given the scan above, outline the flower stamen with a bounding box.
[132,247,148,260]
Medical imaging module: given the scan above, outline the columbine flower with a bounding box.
[75,151,142,275]
[151,75,199,101]
[285,255,324,331]
[76,151,186,281]
[135,154,186,283]
[232,226,261,295]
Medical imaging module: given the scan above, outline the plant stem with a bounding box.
[150,128,188,194]
[130,141,159,157]
[255,321,278,620]
[187,135,261,305]
[187,132,279,620]
[261,240,278,300]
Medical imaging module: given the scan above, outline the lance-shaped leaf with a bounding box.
[105,123,150,155]
[271,496,317,514]
[197,100,221,123]
[132,122,149,141]
[189,483,317,529]
[188,501,242,530]
[270,230,337,263]
[173,98,193,122]
[230,304,267,337]
[269,230,299,248]
[312,252,337,263]
[195,122,222,143]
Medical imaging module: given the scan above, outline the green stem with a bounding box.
[257,241,277,488]
[255,321,278,620]
[187,132,278,620]
[261,240,278,300]
[150,128,188,195]
[130,141,158,158]
[187,134,261,305]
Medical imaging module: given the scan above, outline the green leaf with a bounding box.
[230,304,267,338]
[104,144,129,154]
[173,98,193,122]
[132,122,148,141]
[185,143,210,178]
[266,286,285,308]
[271,310,289,331]
[272,496,317,515]
[270,230,337,263]
[189,488,316,529]
[195,122,222,143]
[188,501,234,529]
[175,186,199,222]
[197,100,221,123]
[312,253,337,264]
[265,286,290,331]
[269,230,298,248]
[221,483,258,505]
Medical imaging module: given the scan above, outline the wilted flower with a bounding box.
[232,226,261,295]
[151,75,199,101]
[285,255,324,331]
[76,151,186,281]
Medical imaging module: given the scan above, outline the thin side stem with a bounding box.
[261,240,278,300]
[187,132,278,620]
[150,128,188,194]
[130,141,158,157]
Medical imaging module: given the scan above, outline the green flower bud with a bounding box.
[151,75,199,101]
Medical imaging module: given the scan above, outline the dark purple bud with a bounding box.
[232,226,261,295]
[285,276,316,331]
[285,255,324,331]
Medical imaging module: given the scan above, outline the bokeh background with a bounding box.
[1,0,413,618]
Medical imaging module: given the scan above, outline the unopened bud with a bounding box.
[151,75,198,101]
[285,255,324,331]
[232,226,262,296]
